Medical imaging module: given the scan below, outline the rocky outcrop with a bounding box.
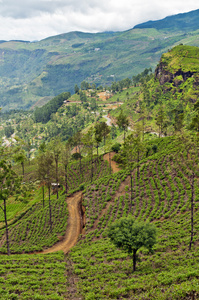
[155,62,195,86]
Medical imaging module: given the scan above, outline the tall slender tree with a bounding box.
[94,123,103,157]
[61,142,71,194]
[155,105,166,138]
[83,127,95,182]
[175,132,199,251]
[0,147,21,255]
[48,137,62,199]
[116,109,129,141]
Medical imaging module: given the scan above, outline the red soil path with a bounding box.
[42,191,83,254]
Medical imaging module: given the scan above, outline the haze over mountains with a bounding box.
[1,8,199,111]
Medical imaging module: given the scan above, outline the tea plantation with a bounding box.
[1,136,199,299]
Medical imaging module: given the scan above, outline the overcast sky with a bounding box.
[0,1,198,41]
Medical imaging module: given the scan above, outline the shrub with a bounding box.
[111,143,121,153]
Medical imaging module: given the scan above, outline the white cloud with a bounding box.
[0,0,198,41]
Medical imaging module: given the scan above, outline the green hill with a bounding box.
[2,9,199,110]
[109,44,199,136]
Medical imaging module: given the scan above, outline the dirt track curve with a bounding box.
[37,153,120,255]
[42,191,83,254]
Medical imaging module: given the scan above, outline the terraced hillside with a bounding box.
[0,252,68,300]
[0,156,109,253]
[1,135,199,299]
[69,135,199,299]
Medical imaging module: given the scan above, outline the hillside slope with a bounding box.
[110,44,199,135]
[2,9,199,110]
[69,136,199,299]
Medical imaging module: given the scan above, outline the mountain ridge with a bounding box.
[134,8,199,32]
[1,9,199,111]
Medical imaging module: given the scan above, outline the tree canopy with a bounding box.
[108,217,157,271]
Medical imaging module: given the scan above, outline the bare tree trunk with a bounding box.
[109,152,112,174]
[191,291,195,300]
[137,150,140,181]
[3,200,10,255]
[79,151,82,183]
[130,172,133,210]
[42,184,45,208]
[48,185,52,233]
[189,172,195,251]
[21,162,24,176]
[142,118,145,141]
[64,164,68,194]
[133,249,137,272]
[91,148,93,183]
[55,156,59,200]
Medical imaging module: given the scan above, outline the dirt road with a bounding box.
[42,191,83,254]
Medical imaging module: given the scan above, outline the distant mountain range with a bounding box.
[134,9,199,32]
[1,8,199,111]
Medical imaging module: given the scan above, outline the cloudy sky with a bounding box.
[0,0,198,41]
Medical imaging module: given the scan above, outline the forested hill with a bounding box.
[110,44,199,136]
[2,9,199,110]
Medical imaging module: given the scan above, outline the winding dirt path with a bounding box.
[42,191,83,254]
[1,152,118,255]
[43,152,119,254]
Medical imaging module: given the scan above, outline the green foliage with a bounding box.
[4,125,14,138]
[111,142,121,153]
[0,252,67,299]
[34,92,71,123]
[108,217,156,253]
[108,217,156,271]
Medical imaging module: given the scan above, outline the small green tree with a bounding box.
[108,217,157,272]
[74,84,79,94]
[4,125,14,138]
